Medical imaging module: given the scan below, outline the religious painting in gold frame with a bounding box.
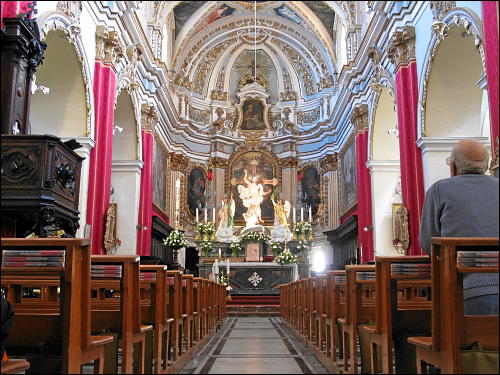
[339,136,357,215]
[228,150,278,226]
[236,98,269,132]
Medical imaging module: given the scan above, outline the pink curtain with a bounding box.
[482,2,499,159]
[355,130,374,263]
[1,1,33,27]
[86,61,116,254]
[395,62,425,256]
[136,130,154,255]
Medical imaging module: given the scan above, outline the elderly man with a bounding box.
[419,139,499,315]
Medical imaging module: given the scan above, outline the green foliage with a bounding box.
[270,241,282,255]
[163,229,188,249]
[294,221,312,236]
[274,249,298,265]
[200,241,212,256]
[230,241,242,256]
[197,222,216,237]
[239,231,271,244]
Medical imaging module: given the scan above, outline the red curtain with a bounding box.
[356,130,374,263]
[86,61,116,254]
[482,1,499,159]
[1,1,33,27]
[395,61,425,256]
[136,129,154,255]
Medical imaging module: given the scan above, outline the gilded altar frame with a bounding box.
[235,97,270,134]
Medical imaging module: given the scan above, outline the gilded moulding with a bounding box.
[387,26,416,71]
[95,25,124,68]
[351,104,369,132]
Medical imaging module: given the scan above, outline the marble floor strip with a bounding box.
[179,317,329,374]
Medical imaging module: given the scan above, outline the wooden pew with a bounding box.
[139,265,173,374]
[408,237,499,374]
[181,275,194,353]
[338,265,376,374]
[91,255,153,374]
[314,274,328,354]
[324,270,346,367]
[1,238,114,374]
[166,271,185,364]
[1,359,31,374]
[360,256,431,374]
[192,277,204,345]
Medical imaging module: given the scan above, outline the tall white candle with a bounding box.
[204,208,207,223]
[196,208,199,223]
[218,248,221,258]
[301,207,304,222]
[292,207,296,224]
[227,259,230,274]
[309,206,312,222]
[212,207,216,222]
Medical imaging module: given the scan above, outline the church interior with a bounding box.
[0,1,498,374]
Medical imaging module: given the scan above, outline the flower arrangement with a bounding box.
[197,222,216,239]
[240,231,271,244]
[275,248,298,265]
[200,241,212,257]
[163,229,188,250]
[269,241,282,255]
[217,272,229,285]
[230,241,242,257]
[294,221,312,237]
[296,239,311,255]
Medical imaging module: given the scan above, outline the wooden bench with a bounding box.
[166,271,185,364]
[359,256,432,374]
[1,359,31,374]
[139,265,173,374]
[338,265,376,374]
[324,270,346,372]
[408,237,499,374]
[91,255,153,374]
[1,238,114,374]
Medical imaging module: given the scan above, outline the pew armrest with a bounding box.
[1,359,31,374]
[90,335,115,346]
[140,325,154,333]
[408,336,433,350]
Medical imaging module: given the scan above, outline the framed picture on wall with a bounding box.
[152,138,168,214]
[340,137,357,215]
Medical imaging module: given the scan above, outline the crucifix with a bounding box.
[230,159,278,188]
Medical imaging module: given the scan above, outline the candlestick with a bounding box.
[309,206,312,223]
[204,208,207,223]
[301,207,304,222]
[196,208,199,223]
[292,207,296,224]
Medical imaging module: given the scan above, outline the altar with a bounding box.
[198,261,298,295]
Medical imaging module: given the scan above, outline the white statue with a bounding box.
[237,170,269,232]
[215,196,236,242]
[271,196,292,242]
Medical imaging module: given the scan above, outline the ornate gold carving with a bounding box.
[280,156,299,168]
[367,46,391,93]
[209,156,229,169]
[141,103,159,132]
[95,25,124,67]
[56,1,82,23]
[387,26,416,69]
[320,153,339,172]
[351,104,369,131]
[189,105,210,125]
[280,71,297,101]
[430,1,456,21]
[393,203,410,254]
[169,153,189,172]
[297,107,320,125]
[116,44,142,96]
[490,136,499,175]
[211,68,227,101]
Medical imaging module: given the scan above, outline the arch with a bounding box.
[370,89,399,161]
[30,29,88,137]
[112,91,140,161]
[36,12,94,138]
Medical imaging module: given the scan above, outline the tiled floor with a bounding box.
[179,317,329,374]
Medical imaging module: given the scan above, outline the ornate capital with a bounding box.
[169,153,189,171]
[141,103,158,132]
[387,26,416,69]
[95,25,124,67]
[280,156,299,169]
[350,104,369,131]
[209,156,229,169]
[320,153,338,172]
[56,1,82,23]
[126,43,142,65]
[430,1,456,21]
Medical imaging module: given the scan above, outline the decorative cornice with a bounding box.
[141,103,159,132]
[95,25,124,68]
[280,156,299,169]
[56,1,83,23]
[209,156,229,169]
[350,104,369,132]
[319,153,339,172]
[430,1,456,21]
[387,26,416,70]
[169,152,189,171]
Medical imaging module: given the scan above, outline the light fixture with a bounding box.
[363,226,373,232]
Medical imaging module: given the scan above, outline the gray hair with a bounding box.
[452,150,489,174]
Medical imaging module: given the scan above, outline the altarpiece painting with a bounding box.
[301,166,321,217]
[341,139,357,214]
[238,99,268,131]
[152,138,167,213]
[187,167,207,217]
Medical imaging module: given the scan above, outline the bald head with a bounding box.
[451,139,489,175]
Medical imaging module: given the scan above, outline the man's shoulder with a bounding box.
[429,174,498,192]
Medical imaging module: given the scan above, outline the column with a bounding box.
[136,104,159,255]
[352,105,374,263]
[387,26,425,255]
[86,26,123,254]
[281,157,298,206]
[209,157,228,213]
[482,1,499,174]
[319,153,339,230]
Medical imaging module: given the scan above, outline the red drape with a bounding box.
[1,1,33,27]
[136,129,154,255]
[395,61,425,256]
[86,61,116,254]
[482,1,499,158]
[355,130,374,263]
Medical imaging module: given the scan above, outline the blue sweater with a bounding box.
[419,174,499,300]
